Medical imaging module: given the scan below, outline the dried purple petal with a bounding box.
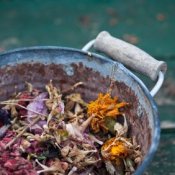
[27,92,48,118]
[26,93,48,132]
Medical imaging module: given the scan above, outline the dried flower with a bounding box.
[26,92,48,132]
[101,137,132,160]
[45,81,64,124]
[27,93,48,118]
[0,81,142,175]
[87,93,128,133]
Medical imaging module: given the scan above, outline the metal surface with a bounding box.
[150,71,165,97]
[0,46,160,175]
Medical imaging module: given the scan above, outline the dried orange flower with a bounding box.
[101,137,132,160]
[87,93,128,133]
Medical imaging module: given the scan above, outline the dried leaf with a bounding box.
[66,93,87,106]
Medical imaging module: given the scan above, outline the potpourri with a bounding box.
[0,81,142,175]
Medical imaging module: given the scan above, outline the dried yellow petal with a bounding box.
[101,137,131,160]
[87,93,128,133]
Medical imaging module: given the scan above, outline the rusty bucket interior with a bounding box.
[0,47,160,174]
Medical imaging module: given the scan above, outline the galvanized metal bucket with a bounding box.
[0,31,167,174]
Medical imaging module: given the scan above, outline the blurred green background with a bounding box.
[0,0,175,174]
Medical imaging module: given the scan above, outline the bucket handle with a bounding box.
[82,31,167,97]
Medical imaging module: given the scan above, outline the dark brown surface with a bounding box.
[0,62,151,160]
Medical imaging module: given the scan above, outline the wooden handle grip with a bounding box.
[94,31,167,81]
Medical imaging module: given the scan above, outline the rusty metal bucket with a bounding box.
[0,31,167,174]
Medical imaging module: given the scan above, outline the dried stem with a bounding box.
[0,98,48,103]
[62,82,84,94]
[0,102,47,117]
[5,116,41,149]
